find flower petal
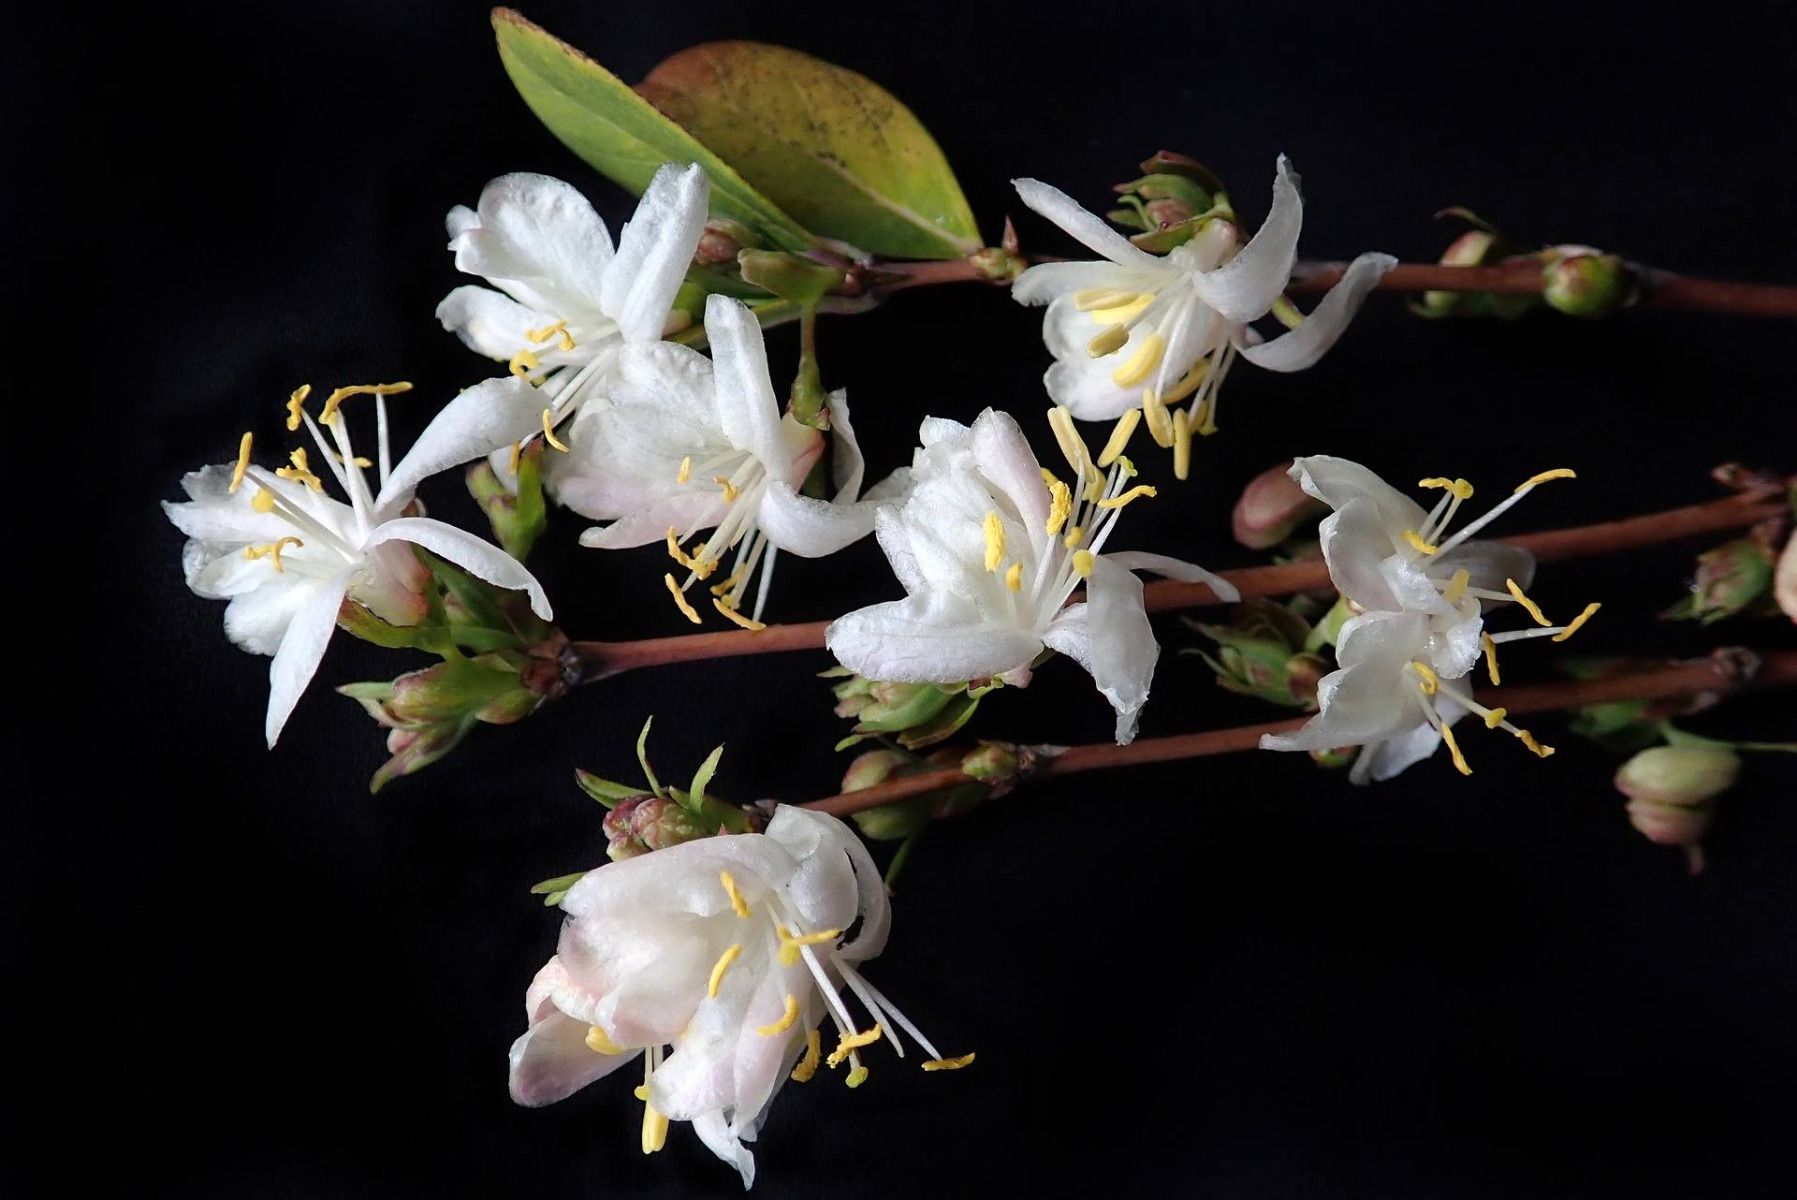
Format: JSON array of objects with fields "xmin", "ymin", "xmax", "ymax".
[
  {"xmin": 264, "ymin": 570, "xmax": 354, "ymax": 747},
  {"xmin": 1046, "ymin": 554, "xmax": 1159, "ymax": 744},
  {"xmin": 1291, "ymin": 455, "xmax": 1430, "ymax": 539},
  {"xmin": 827, "ymin": 591, "xmax": 1042, "ymax": 684},
  {"xmin": 507, "ymin": 1007, "xmax": 638, "ymax": 1108},
  {"xmin": 1012, "ymin": 259, "xmax": 1142, "ymax": 306},
  {"xmin": 1260, "ymin": 610, "xmax": 1427, "ymax": 753},
  {"xmin": 1103, "ymin": 550, "xmax": 1241, "ymax": 602},
  {"xmin": 451, "ymin": 173, "xmax": 614, "ymax": 317},
  {"xmin": 757, "ymin": 482, "xmax": 879, "ymax": 558},
  {"xmin": 1238, "ymin": 252, "xmax": 1396, "ymax": 371},
  {"xmin": 1011, "ymin": 178, "xmax": 1163, "ymax": 270},
  {"xmin": 365, "ymin": 517, "xmax": 550, "ymax": 618},
  {"xmin": 703, "ymin": 296, "xmax": 786, "ymax": 467},
  {"xmin": 1193, "ymin": 155, "xmax": 1303, "ymax": 322},
  {"xmin": 575, "ymin": 491, "xmax": 730, "ymax": 550},
  {"xmin": 375, "ymin": 377, "xmax": 546, "ymax": 518},
  {"xmin": 434, "ymin": 285, "xmax": 552, "ymax": 362},
  {"xmin": 825, "ymin": 389, "xmax": 865, "ymax": 500},
  {"xmin": 600, "ymin": 163, "xmax": 710, "ymax": 342},
  {"xmin": 970, "ymin": 409, "xmax": 1051, "ymax": 534}
]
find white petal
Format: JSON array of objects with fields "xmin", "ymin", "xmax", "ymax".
[
  {"xmin": 766, "ymin": 806, "xmax": 890, "ymax": 960},
  {"xmin": 703, "ymin": 296, "xmax": 786, "ymax": 467},
  {"xmin": 1050, "ymin": 554, "xmax": 1159, "ymax": 744},
  {"xmin": 600, "ymin": 162, "xmax": 709, "ymax": 342},
  {"xmin": 1238, "ymin": 252, "xmax": 1395, "ymax": 371},
  {"xmin": 1011, "ymin": 178, "xmax": 1163, "ymax": 270},
  {"xmin": 1260, "ymin": 610, "xmax": 1427, "ymax": 753},
  {"xmin": 871, "ymin": 505, "xmax": 928, "ymax": 595},
  {"xmin": 1043, "ymin": 358, "xmax": 1142, "ymax": 422},
  {"xmin": 971, "ymin": 409, "xmax": 1050, "ymax": 532},
  {"xmin": 1436, "ymin": 540, "xmax": 1537, "ymax": 596},
  {"xmin": 434, "ymin": 285, "xmax": 552, "ymax": 362},
  {"xmin": 1193, "ymin": 155, "xmax": 1303, "ymax": 322},
  {"xmin": 366, "ymin": 517, "xmax": 551, "ymax": 618},
  {"xmin": 825, "ymin": 389, "xmax": 865, "ymax": 500},
  {"xmin": 164, "ymin": 465, "xmax": 309, "ymax": 547},
  {"xmin": 575, "ymin": 492, "xmax": 729, "ymax": 549},
  {"xmin": 757, "ymin": 482, "xmax": 878, "ymax": 558},
  {"xmin": 223, "ymin": 577, "xmax": 318, "ymax": 655},
  {"xmin": 1011, "ymin": 260, "xmax": 1142, "ymax": 306},
  {"xmin": 1104, "ymin": 550, "xmax": 1240, "ymax": 602},
  {"xmin": 1291, "ymin": 455, "xmax": 1430, "ymax": 537},
  {"xmin": 453, "ymin": 173, "xmax": 615, "ymax": 316},
  {"xmin": 375, "ymin": 377, "xmax": 546, "ymax": 517},
  {"xmin": 692, "ymin": 1110, "xmax": 757, "ymax": 1189},
  {"xmin": 264, "ymin": 571, "xmax": 354, "ymax": 747},
  {"xmin": 826, "ymin": 592, "xmax": 1042, "ymax": 684},
  {"xmin": 507, "ymin": 1008, "xmax": 637, "ymax": 1108}
]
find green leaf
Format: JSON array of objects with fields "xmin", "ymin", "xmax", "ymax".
[
  {"xmin": 687, "ymin": 744, "xmax": 725, "ymax": 814},
  {"xmin": 635, "ymin": 716, "xmax": 665, "ymax": 798},
  {"xmin": 638, "ymin": 41, "xmax": 981, "ymax": 260},
  {"xmin": 491, "ymin": 9, "xmax": 815, "ymax": 252},
  {"xmin": 575, "ymin": 768, "xmax": 642, "ymax": 808}
]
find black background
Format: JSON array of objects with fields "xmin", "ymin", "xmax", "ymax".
[{"xmin": 21, "ymin": 0, "xmax": 1797, "ymax": 1195}]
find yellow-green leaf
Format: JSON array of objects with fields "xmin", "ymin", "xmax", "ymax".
[
  {"xmin": 491, "ymin": 9, "xmax": 815, "ymax": 252},
  {"xmin": 638, "ymin": 42, "xmax": 981, "ymax": 260}
]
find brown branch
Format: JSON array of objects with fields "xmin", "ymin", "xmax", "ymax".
[
  {"xmin": 563, "ymin": 487, "xmax": 1785, "ymax": 681},
  {"xmin": 802, "ymin": 650, "xmax": 1797, "ymax": 818}
]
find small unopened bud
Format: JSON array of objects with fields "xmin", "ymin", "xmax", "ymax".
[
  {"xmin": 603, "ymin": 795, "xmax": 708, "ymax": 861},
  {"xmin": 960, "ymin": 740, "xmax": 1020, "ymax": 786},
  {"xmin": 1778, "ymin": 533, "xmax": 1797, "ymax": 624},
  {"xmin": 1662, "ymin": 534, "xmax": 1777, "ymax": 624},
  {"xmin": 1417, "ymin": 229, "xmax": 1499, "ymax": 317},
  {"xmin": 1616, "ymin": 745, "xmax": 1739, "ymax": 873},
  {"xmin": 841, "ymin": 749, "xmax": 912, "ymax": 793},
  {"xmin": 694, "ymin": 217, "xmax": 759, "ymax": 266},
  {"xmin": 850, "ymin": 799, "xmax": 930, "ymax": 842},
  {"xmin": 1542, "ymin": 248, "xmax": 1628, "ymax": 318},
  {"xmin": 1233, "ymin": 461, "xmax": 1326, "ymax": 550},
  {"xmin": 968, "ymin": 244, "xmax": 1024, "ymax": 283}
]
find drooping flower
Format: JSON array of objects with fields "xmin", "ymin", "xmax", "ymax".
[
  {"xmin": 826, "ymin": 407, "xmax": 1238, "ymax": 744},
  {"xmin": 510, "ymin": 806, "xmax": 970, "ymax": 1188},
  {"xmin": 163, "ymin": 378, "xmax": 550, "ymax": 746},
  {"xmin": 437, "ymin": 163, "xmax": 709, "ymax": 490},
  {"xmin": 1260, "ymin": 456, "xmax": 1601, "ymax": 781},
  {"xmin": 567, "ymin": 294, "xmax": 885, "ymax": 625},
  {"xmin": 1011, "ymin": 156, "xmax": 1395, "ymax": 464}
]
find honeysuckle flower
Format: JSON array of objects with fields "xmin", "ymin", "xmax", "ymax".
[
  {"xmin": 567, "ymin": 294, "xmax": 885, "ymax": 625},
  {"xmin": 826, "ymin": 406, "xmax": 1238, "ymax": 744},
  {"xmin": 1261, "ymin": 456, "xmax": 1602, "ymax": 781},
  {"xmin": 1011, "ymin": 157, "xmax": 1395, "ymax": 464},
  {"xmin": 510, "ymin": 806, "xmax": 971, "ymax": 1188},
  {"xmin": 163, "ymin": 378, "xmax": 551, "ymax": 746},
  {"xmin": 437, "ymin": 163, "xmax": 709, "ymax": 490}
]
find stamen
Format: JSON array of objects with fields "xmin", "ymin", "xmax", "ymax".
[
  {"xmin": 1072, "ymin": 549, "xmax": 1095, "ymax": 577},
  {"xmin": 1516, "ymin": 729, "xmax": 1556, "ymax": 758},
  {"xmin": 1442, "ymin": 568, "xmax": 1470, "ymax": 604},
  {"xmin": 1047, "ymin": 406, "xmax": 1095, "ymax": 478},
  {"xmin": 1515, "ymin": 468, "xmax": 1576, "ymax": 492},
  {"xmin": 1096, "ymin": 409, "xmax": 1140, "ymax": 468},
  {"xmin": 319, "ymin": 381, "xmax": 411, "ymax": 424},
  {"xmin": 508, "ymin": 441, "xmax": 523, "ymax": 474},
  {"xmin": 1141, "ymin": 388, "xmax": 1176, "ymax": 448},
  {"xmin": 664, "ymin": 573, "xmax": 702, "ymax": 624},
  {"xmin": 921, "ymin": 1054, "xmax": 977, "ymax": 1072},
  {"xmin": 845, "ymin": 1062, "xmax": 870, "ymax": 1088},
  {"xmin": 1086, "ymin": 326, "xmax": 1129, "ymax": 357},
  {"xmin": 1096, "ymin": 484, "xmax": 1156, "ymax": 510},
  {"xmin": 1483, "ymin": 706, "xmax": 1509, "ymax": 729},
  {"xmin": 585, "ymin": 1025, "xmax": 624, "ymax": 1055},
  {"xmin": 509, "ymin": 349, "xmax": 540, "ymax": 380},
  {"xmin": 1160, "ymin": 358, "xmax": 1211, "ymax": 405},
  {"xmin": 712, "ymin": 476, "xmax": 740, "ymax": 503},
  {"xmin": 228, "ymin": 432, "xmax": 253, "ymax": 493},
  {"xmin": 1045, "ymin": 478, "xmax": 1072, "ymax": 536},
  {"xmin": 276, "ymin": 449, "xmax": 324, "ymax": 492},
  {"xmin": 1110, "ymin": 332, "xmax": 1165, "ymax": 387},
  {"xmin": 719, "ymin": 870, "xmax": 751, "ymax": 918},
  {"xmin": 525, "ymin": 319, "xmax": 576, "ymax": 352},
  {"xmin": 251, "ymin": 488, "xmax": 277, "ymax": 514},
  {"xmin": 756, "ymin": 994, "xmax": 801, "ymax": 1037},
  {"xmin": 541, "ymin": 408, "xmax": 569, "ymax": 452},
  {"xmin": 285, "ymin": 384, "xmax": 312, "ymax": 432},
  {"xmin": 1172, "ymin": 408, "xmax": 1192, "ymax": 481},
  {"xmin": 1505, "ymin": 578, "xmax": 1553, "ymax": 626},
  {"xmin": 641, "ymin": 1104, "xmax": 669, "ymax": 1155},
  {"xmin": 707, "ymin": 944, "xmax": 742, "ymax": 998},
  {"xmin": 790, "ymin": 1030, "xmax": 823, "ymax": 1083},
  {"xmin": 1552, "ymin": 602, "xmax": 1601, "ymax": 642},
  {"xmin": 1005, "ymin": 562, "xmax": 1024, "ymax": 591},
  {"xmin": 1402, "ymin": 529, "xmax": 1440, "ymax": 555},
  {"xmin": 676, "ymin": 455, "xmax": 691, "ymax": 484},
  {"xmin": 1482, "ymin": 633, "xmax": 1501, "ymax": 685},
  {"xmin": 713, "ymin": 598, "xmax": 766, "ymax": 631},
  {"xmin": 1089, "ymin": 294, "xmax": 1153, "ymax": 325},
  {"xmin": 709, "ymin": 566, "xmax": 748, "ymax": 596},
  {"xmin": 1411, "ymin": 660, "xmax": 1440, "ymax": 695},
  {"xmin": 1063, "ymin": 526, "xmax": 1084, "ymax": 549},
  {"xmin": 1438, "ymin": 721, "xmax": 1474, "ymax": 775},
  {"xmin": 1418, "ymin": 476, "xmax": 1475, "ymax": 500},
  {"xmin": 243, "ymin": 536, "xmax": 303, "ymax": 572},
  {"xmin": 827, "ymin": 1025, "xmax": 884, "ymax": 1067},
  {"xmin": 982, "ymin": 511, "xmax": 1005, "ymax": 572},
  {"xmin": 1073, "ymin": 287, "xmax": 1140, "ymax": 311},
  {"xmin": 777, "ymin": 925, "xmax": 842, "ymax": 968}
]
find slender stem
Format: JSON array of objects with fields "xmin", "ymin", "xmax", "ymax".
[
  {"xmin": 802, "ymin": 650, "xmax": 1797, "ymax": 818},
  {"xmin": 564, "ymin": 487, "xmax": 1785, "ymax": 681}
]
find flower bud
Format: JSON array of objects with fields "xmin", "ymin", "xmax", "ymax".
[
  {"xmin": 603, "ymin": 795, "xmax": 709, "ymax": 861},
  {"xmin": 828, "ymin": 670, "xmax": 993, "ymax": 750},
  {"xmin": 841, "ymin": 749, "xmax": 912, "ymax": 793},
  {"xmin": 850, "ymin": 799, "xmax": 930, "ymax": 842},
  {"xmin": 1616, "ymin": 745, "xmax": 1739, "ymax": 874},
  {"xmin": 1233, "ymin": 461, "xmax": 1326, "ymax": 549},
  {"xmin": 466, "ymin": 439, "xmax": 546, "ymax": 563},
  {"xmin": 694, "ymin": 217, "xmax": 760, "ymax": 266},
  {"xmin": 1187, "ymin": 599, "xmax": 1326, "ymax": 709},
  {"xmin": 1541, "ymin": 248, "xmax": 1628, "ymax": 318},
  {"xmin": 1661, "ymin": 533, "xmax": 1777, "ymax": 624},
  {"xmin": 341, "ymin": 653, "xmax": 547, "ymax": 793},
  {"xmin": 1416, "ymin": 229, "xmax": 1499, "ymax": 317},
  {"xmin": 1778, "ymin": 531, "xmax": 1797, "ymax": 624}
]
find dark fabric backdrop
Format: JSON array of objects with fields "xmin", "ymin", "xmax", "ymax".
[{"xmin": 23, "ymin": 0, "xmax": 1797, "ymax": 1195}]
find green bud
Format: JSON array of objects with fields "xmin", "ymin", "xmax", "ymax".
[
  {"xmin": 342, "ymin": 654, "xmax": 547, "ymax": 793},
  {"xmin": 466, "ymin": 438, "xmax": 546, "ymax": 563},
  {"xmin": 1411, "ymin": 208, "xmax": 1535, "ymax": 321},
  {"xmin": 840, "ymin": 749, "xmax": 912, "ymax": 792},
  {"xmin": 695, "ymin": 217, "xmax": 762, "ymax": 266},
  {"xmin": 737, "ymin": 251, "xmax": 844, "ymax": 307},
  {"xmin": 1541, "ymin": 249, "xmax": 1629, "ymax": 318},
  {"xmin": 1304, "ymin": 595, "xmax": 1355, "ymax": 652},
  {"xmin": 1187, "ymin": 599, "xmax": 1327, "ymax": 709},
  {"xmin": 1417, "ymin": 229, "xmax": 1498, "ymax": 317},
  {"xmin": 1616, "ymin": 744, "xmax": 1737, "ymax": 873},
  {"xmin": 1661, "ymin": 533, "xmax": 1777, "ymax": 624},
  {"xmin": 850, "ymin": 798, "xmax": 931, "ymax": 842},
  {"xmin": 959, "ymin": 740, "xmax": 1019, "ymax": 786}
]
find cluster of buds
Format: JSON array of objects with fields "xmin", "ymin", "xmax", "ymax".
[
  {"xmin": 1105, "ymin": 151, "xmax": 1237, "ymax": 252},
  {"xmin": 465, "ymin": 438, "xmax": 548, "ymax": 562},
  {"xmin": 826, "ymin": 667, "xmax": 1002, "ymax": 750},
  {"xmin": 1663, "ymin": 474, "xmax": 1793, "ymax": 624},
  {"xmin": 1183, "ymin": 599, "xmax": 1332, "ymax": 710},
  {"xmin": 837, "ymin": 741, "xmax": 1034, "ymax": 842},
  {"xmin": 1413, "ymin": 210, "xmax": 1633, "ymax": 320}
]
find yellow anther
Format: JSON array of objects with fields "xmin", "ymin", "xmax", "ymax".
[
  {"xmin": 719, "ymin": 870, "xmax": 751, "ymax": 918},
  {"xmin": 319, "ymin": 382, "xmax": 411, "ymax": 424},
  {"xmin": 1161, "ymin": 358, "xmax": 1211, "ymax": 405},
  {"xmin": 585, "ymin": 1025, "xmax": 624, "ymax": 1055},
  {"xmin": 1515, "ymin": 468, "xmax": 1577, "ymax": 492},
  {"xmin": 1418, "ymin": 476, "xmax": 1475, "ymax": 500},
  {"xmin": 707, "ymin": 944, "xmax": 742, "ymax": 998},
  {"xmin": 1483, "ymin": 706, "xmax": 1509, "ymax": 729},
  {"xmin": 827, "ymin": 1025, "xmax": 884, "ymax": 1067},
  {"xmin": 1411, "ymin": 660, "xmax": 1440, "ymax": 695},
  {"xmin": 756, "ymin": 994, "xmax": 801, "ymax": 1038},
  {"xmin": 228, "ymin": 432, "xmax": 254, "ymax": 493},
  {"xmin": 709, "ymin": 566, "xmax": 748, "ymax": 596},
  {"xmin": 664, "ymin": 573, "xmax": 702, "ymax": 624},
  {"xmin": 641, "ymin": 1104, "xmax": 669, "ymax": 1155},
  {"xmin": 1552, "ymin": 602, "xmax": 1601, "ymax": 642},
  {"xmin": 1442, "ymin": 568, "xmax": 1471, "ymax": 604},
  {"xmin": 1005, "ymin": 562, "xmax": 1024, "ymax": 591},
  {"xmin": 1062, "ymin": 525, "xmax": 1084, "ymax": 549},
  {"xmin": 790, "ymin": 1030, "xmax": 823, "ymax": 1083},
  {"xmin": 1089, "ymin": 293, "xmax": 1154, "ymax": 325},
  {"xmin": 1172, "ymin": 407, "xmax": 1192, "ymax": 482},
  {"xmin": 339, "ymin": 454, "xmax": 373, "ymax": 469},
  {"xmin": 1402, "ymin": 529, "xmax": 1440, "ymax": 555},
  {"xmin": 526, "ymin": 319, "xmax": 576, "ymax": 352},
  {"xmin": 1072, "ymin": 549, "xmax": 1095, "ymax": 578},
  {"xmin": 541, "ymin": 408, "xmax": 569, "ymax": 452},
  {"xmin": 285, "ymin": 384, "xmax": 312, "ymax": 432},
  {"xmin": 633, "ymin": 1085, "xmax": 649, "ymax": 1101},
  {"xmin": 1047, "ymin": 406, "xmax": 1095, "ymax": 479},
  {"xmin": 1482, "ymin": 632, "xmax": 1501, "ymax": 685},
  {"xmin": 243, "ymin": 536, "xmax": 304, "ymax": 572},
  {"xmin": 508, "ymin": 349, "xmax": 541, "ymax": 380},
  {"xmin": 1045, "ymin": 478, "xmax": 1072, "ymax": 536},
  {"xmin": 982, "ymin": 510, "xmax": 1005, "ymax": 572},
  {"xmin": 1096, "ymin": 408, "xmax": 1140, "ymax": 468},
  {"xmin": 1141, "ymin": 388, "xmax": 1176, "ymax": 448},
  {"xmin": 1505, "ymin": 578, "xmax": 1552, "ymax": 626},
  {"xmin": 508, "ymin": 441, "xmax": 523, "ymax": 474},
  {"xmin": 1439, "ymin": 721, "xmax": 1473, "ymax": 776},
  {"xmin": 1096, "ymin": 484, "xmax": 1157, "ymax": 510},
  {"xmin": 712, "ymin": 476, "xmax": 740, "ymax": 503},
  {"xmin": 1073, "ymin": 287, "xmax": 1140, "ymax": 311},
  {"xmin": 1086, "ymin": 325, "xmax": 1129, "ymax": 357},
  {"xmin": 845, "ymin": 1062, "xmax": 870, "ymax": 1088},
  {"xmin": 676, "ymin": 455, "xmax": 691, "ymax": 484},
  {"xmin": 921, "ymin": 1053, "xmax": 977, "ymax": 1072},
  {"xmin": 1516, "ymin": 728, "xmax": 1556, "ymax": 758},
  {"xmin": 1110, "ymin": 332, "xmax": 1165, "ymax": 387},
  {"xmin": 1192, "ymin": 395, "xmax": 1218, "ymax": 437},
  {"xmin": 275, "ymin": 449, "xmax": 323, "ymax": 492},
  {"xmin": 1039, "ymin": 467, "xmax": 1057, "ymax": 484},
  {"xmin": 664, "ymin": 529, "xmax": 719, "ymax": 581},
  {"xmin": 250, "ymin": 488, "xmax": 277, "ymax": 514},
  {"xmin": 713, "ymin": 598, "xmax": 765, "ymax": 631},
  {"xmin": 776, "ymin": 925, "xmax": 842, "ymax": 968}
]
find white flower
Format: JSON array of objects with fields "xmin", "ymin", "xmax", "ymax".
[
  {"xmin": 437, "ymin": 163, "xmax": 709, "ymax": 489},
  {"xmin": 509, "ymin": 806, "xmax": 970, "ymax": 1189},
  {"xmin": 826, "ymin": 407, "xmax": 1238, "ymax": 744},
  {"xmin": 569, "ymin": 294, "xmax": 885, "ymax": 626},
  {"xmin": 1261, "ymin": 455, "xmax": 1602, "ymax": 781},
  {"xmin": 1011, "ymin": 156, "xmax": 1395, "ymax": 457},
  {"xmin": 163, "ymin": 378, "xmax": 551, "ymax": 746}
]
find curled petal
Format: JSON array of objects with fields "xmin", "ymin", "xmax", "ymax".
[
  {"xmin": 434, "ymin": 285, "xmax": 552, "ymax": 362},
  {"xmin": 1193, "ymin": 155, "xmax": 1303, "ymax": 322},
  {"xmin": 757, "ymin": 481, "xmax": 879, "ymax": 558},
  {"xmin": 1045, "ymin": 555, "xmax": 1159, "ymax": 744},
  {"xmin": 366, "ymin": 517, "xmax": 550, "ymax": 618},
  {"xmin": 1238, "ymin": 252, "xmax": 1396, "ymax": 372},
  {"xmin": 827, "ymin": 591, "xmax": 1042, "ymax": 684},
  {"xmin": 264, "ymin": 570, "xmax": 355, "ymax": 747},
  {"xmin": 1012, "ymin": 259, "xmax": 1143, "ymax": 307},
  {"xmin": 1011, "ymin": 178, "xmax": 1164, "ymax": 270},
  {"xmin": 375, "ymin": 377, "xmax": 546, "ymax": 518},
  {"xmin": 451, "ymin": 172, "xmax": 615, "ymax": 316},
  {"xmin": 703, "ymin": 295, "xmax": 786, "ymax": 468},
  {"xmin": 1104, "ymin": 550, "xmax": 1240, "ymax": 602}
]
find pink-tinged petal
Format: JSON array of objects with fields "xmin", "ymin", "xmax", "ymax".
[
  {"xmin": 1238, "ymin": 252, "xmax": 1396, "ymax": 371},
  {"xmin": 1104, "ymin": 550, "xmax": 1240, "ymax": 602},
  {"xmin": 601, "ymin": 163, "xmax": 709, "ymax": 342},
  {"xmin": 507, "ymin": 1008, "xmax": 638, "ymax": 1108},
  {"xmin": 826, "ymin": 592, "xmax": 1042, "ymax": 684},
  {"xmin": 452, "ymin": 173, "xmax": 614, "ymax": 316},
  {"xmin": 365, "ymin": 517, "xmax": 550, "ymax": 618},
  {"xmin": 1011, "ymin": 178, "xmax": 1163, "ymax": 270},
  {"xmin": 264, "ymin": 570, "xmax": 355, "ymax": 747},
  {"xmin": 375, "ymin": 377, "xmax": 545, "ymax": 518},
  {"xmin": 1193, "ymin": 155, "xmax": 1303, "ymax": 322}
]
